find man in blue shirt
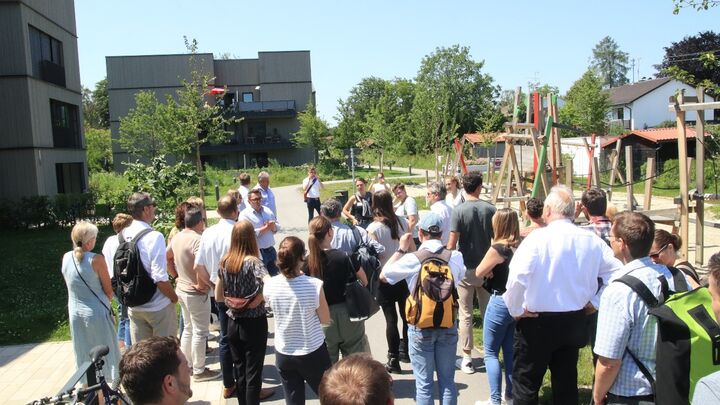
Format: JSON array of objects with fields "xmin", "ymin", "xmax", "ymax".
[
  {"xmin": 240, "ymin": 189, "xmax": 280, "ymax": 276},
  {"xmin": 593, "ymin": 212, "xmax": 690, "ymax": 404}
]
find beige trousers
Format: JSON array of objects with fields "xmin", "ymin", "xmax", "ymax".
[
  {"xmin": 457, "ymin": 279, "xmax": 490, "ymax": 353},
  {"xmin": 129, "ymin": 302, "xmax": 178, "ymax": 343}
]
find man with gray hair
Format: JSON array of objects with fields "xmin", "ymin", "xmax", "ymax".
[
  {"xmin": 504, "ymin": 184, "xmax": 622, "ymax": 405},
  {"xmin": 427, "ymin": 181, "xmax": 452, "ymax": 245},
  {"xmin": 321, "ymin": 198, "xmax": 384, "ymax": 255},
  {"xmin": 121, "ymin": 192, "xmax": 178, "ymax": 342},
  {"xmin": 254, "ymin": 171, "xmax": 276, "ymax": 215}
]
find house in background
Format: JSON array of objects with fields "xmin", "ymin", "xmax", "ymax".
[
  {"xmin": 107, "ymin": 51, "xmax": 315, "ymax": 170},
  {"xmin": 608, "ymin": 77, "xmax": 715, "ymax": 130},
  {"xmin": 0, "ymin": 0, "xmax": 87, "ymax": 198}
]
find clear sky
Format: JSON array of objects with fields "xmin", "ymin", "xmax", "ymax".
[{"xmin": 75, "ymin": 0, "xmax": 718, "ymax": 125}]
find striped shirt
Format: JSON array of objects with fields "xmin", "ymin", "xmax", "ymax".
[{"xmin": 264, "ymin": 274, "xmax": 325, "ymax": 356}]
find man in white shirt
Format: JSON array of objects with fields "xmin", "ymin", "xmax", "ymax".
[
  {"xmin": 504, "ymin": 184, "xmax": 621, "ymax": 405},
  {"xmin": 240, "ymin": 189, "xmax": 280, "ymax": 276},
  {"xmin": 380, "ymin": 213, "xmax": 465, "ymax": 405},
  {"xmin": 427, "ymin": 181, "xmax": 452, "ymax": 245},
  {"xmin": 237, "ymin": 172, "xmax": 251, "ymax": 213},
  {"xmin": 302, "ymin": 166, "xmax": 324, "ymax": 223},
  {"xmin": 121, "ymin": 193, "xmax": 178, "ymax": 343},
  {"xmin": 254, "ymin": 171, "xmax": 277, "ymax": 216},
  {"xmin": 320, "ymin": 198, "xmax": 384, "ymax": 256}
]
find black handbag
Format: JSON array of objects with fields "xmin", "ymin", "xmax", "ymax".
[{"xmin": 345, "ymin": 275, "xmax": 380, "ymax": 322}]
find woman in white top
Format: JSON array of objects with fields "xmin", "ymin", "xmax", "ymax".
[
  {"xmin": 371, "ymin": 172, "xmax": 392, "ymax": 194},
  {"xmin": 392, "ymin": 183, "xmax": 419, "ymax": 247},
  {"xmin": 367, "ymin": 190, "xmax": 410, "ymax": 374},
  {"xmin": 445, "ymin": 175, "xmax": 465, "ymax": 208},
  {"xmin": 264, "ymin": 236, "xmax": 331, "ymax": 405}
]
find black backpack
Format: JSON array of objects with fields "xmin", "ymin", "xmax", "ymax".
[
  {"xmin": 112, "ymin": 229, "xmax": 157, "ymax": 307},
  {"xmin": 350, "ymin": 226, "xmax": 381, "ymax": 297}
]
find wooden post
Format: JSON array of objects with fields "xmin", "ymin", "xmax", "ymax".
[
  {"xmin": 565, "ymin": 159, "xmax": 574, "ymax": 191},
  {"xmin": 696, "ymin": 87, "xmax": 705, "ymax": 266},
  {"xmin": 608, "ymin": 138, "xmax": 623, "ymax": 200},
  {"xmin": 425, "ymin": 170, "xmax": 429, "ymax": 186},
  {"xmin": 409, "ymin": 165, "xmax": 413, "ymax": 175},
  {"xmin": 643, "ymin": 157, "xmax": 655, "ymax": 211},
  {"xmin": 676, "ymin": 90, "xmax": 690, "ymax": 260},
  {"xmin": 592, "ymin": 157, "xmax": 601, "ymax": 188},
  {"xmin": 625, "ymin": 145, "xmax": 634, "ymax": 212}
]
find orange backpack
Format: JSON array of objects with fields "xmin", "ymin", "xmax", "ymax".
[{"xmin": 406, "ymin": 248, "xmax": 458, "ymax": 329}]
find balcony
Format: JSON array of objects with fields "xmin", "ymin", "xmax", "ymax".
[
  {"xmin": 200, "ymin": 136, "xmax": 295, "ymax": 155},
  {"xmin": 41, "ymin": 60, "xmax": 66, "ymax": 87},
  {"xmin": 229, "ymin": 100, "xmax": 296, "ymax": 118}
]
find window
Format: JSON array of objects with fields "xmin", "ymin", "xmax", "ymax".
[
  {"xmin": 616, "ymin": 108, "xmax": 624, "ymax": 120},
  {"xmin": 242, "ymin": 92, "xmax": 253, "ymax": 103},
  {"xmin": 55, "ymin": 163, "xmax": 85, "ymax": 194},
  {"xmin": 29, "ymin": 25, "xmax": 65, "ymax": 86},
  {"xmin": 50, "ymin": 99, "xmax": 80, "ymax": 148}
]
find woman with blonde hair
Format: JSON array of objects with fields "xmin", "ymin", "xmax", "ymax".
[
  {"xmin": 306, "ymin": 216, "xmax": 369, "ymax": 363},
  {"xmin": 62, "ymin": 221, "xmax": 120, "ymax": 384},
  {"xmin": 265, "ymin": 236, "xmax": 332, "ymax": 404},
  {"xmin": 474, "ymin": 208, "xmax": 520, "ymax": 405},
  {"xmin": 216, "ymin": 220, "xmax": 269, "ymax": 405}
]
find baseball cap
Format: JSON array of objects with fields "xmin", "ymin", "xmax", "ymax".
[{"xmin": 418, "ymin": 212, "xmax": 443, "ymax": 234}]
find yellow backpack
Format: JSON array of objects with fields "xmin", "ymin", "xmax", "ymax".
[{"xmin": 406, "ymin": 248, "xmax": 459, "ymax": 329}]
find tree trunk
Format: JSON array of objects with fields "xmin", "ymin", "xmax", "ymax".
[
  {"xmin": 380, "ymin": 149, "xmax": 385, "ymax": 172},
  {"xmin": 196, "ymin": 140, "xmax": 205, "ymax": 202}
]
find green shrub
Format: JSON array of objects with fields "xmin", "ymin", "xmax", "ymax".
[
  {"xmin": 90, "ymin": 171, "xmax": 132, "ymax": 214},
  {"xmin": 19, "ymin": 195, "xmax": 54, "ymax": 228},
  {"xmin": 648, "ymin": 158, "xmax": 720, "ymax": 193},
  {"xmin": 52, "ymin": 194, "xmax": 95, "ymax": 227}
]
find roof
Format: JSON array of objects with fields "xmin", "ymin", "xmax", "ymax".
[
  {"xmin": 608, "ymin": 77, "xmax": 671, "ymax": 106},
  {"xmin": 601, "ymin": 127, "xmax": 706, "ymax": 147},
  {"xmin": 464, "ymin": 133, "xmax": 504, "ymax": 144}
]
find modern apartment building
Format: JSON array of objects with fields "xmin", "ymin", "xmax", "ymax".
[
  {"xmin": 107, "ymin": 50, "xmax": 315, "ymax": 169},
  {"xmin": 0, "ymin": 0, "xmax": 87, "ymax": 198}
]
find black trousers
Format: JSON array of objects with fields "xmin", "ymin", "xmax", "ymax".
[
  {"xmin": 275, "ymin": 343, "xmax": 332, "ymax": 405},
  {"xmin": 228, "ymin": 316, "xmax": 268, "ymax": 405},
  {"xmin": 379, "ymin": 282, "xmax": 409, "ymax": 357},
  {"xmin": 513, "ymin": 310, "xmax": 587, "ymax": 405},
  {"xmin": 306, "ymin": 197, "xmax": 321, "ymax": 222}
]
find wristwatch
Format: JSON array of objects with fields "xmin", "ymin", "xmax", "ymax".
[{"xmin": 396, "ymin": 248, "xmax": 407, "ymax": 254}]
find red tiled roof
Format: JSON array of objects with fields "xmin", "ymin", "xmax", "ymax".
[
  {"xmin": 601, "ymin": 127, "xmax": 706, "ymax": 147},
  {"xmin": 464, "ymin": 132, "xmax": 505, "ymax": 144}
]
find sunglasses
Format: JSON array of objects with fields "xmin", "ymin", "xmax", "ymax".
[{"xmin": 649, "ymin": 244, "xmax": 668, "ymax": 259}]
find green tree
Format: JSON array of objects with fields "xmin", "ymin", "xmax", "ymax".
[
  {"xmin": 82, "ymin": 78, "xmax": 109, "ymax": 129},
  {"xmin": 294, "ymin": 99, "xmax": 329, "ymax": 163},
  {"xmin": 558, "ymin": 70, "xmax": 610, "ymax": 136},
  {"xmin": 673, "ymin": 0, "xmax": 719, "ymax": 13},
  {"xmin": 655, "ymin": 31, "xmax": 720, "ymax": 95},
  {"xmin": 118, "ymin": 37, "xmax": 237, "ymax": 200},
  {"xmin": 334, "ymin": 77, "xmax": 391, "ymax": 149},
  {"xmin": 591, "ymin": 36, "xmax": 629, "ymax": 88},
  {"xmin": 85, "ymin": 127, "xmax": 112, "ymax": 172},
  {"xmin": 118, "ymin": 91, "xmax": 173, "ymax": 159},
  {"xmin": 411, "ymin": 45, "xmax": 497, "ymax": 157}
]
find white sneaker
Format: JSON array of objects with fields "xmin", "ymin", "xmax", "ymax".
[
  {"xmin": 455, "ymin": 357, "xmax": 475, "ymax": 374},
  {"xmin": 503, "ymin": 398, "xmax": 513, "ymax": 405},
  {"xmin": 474, "ymin": 400, "xmax": 500, "ymax": 405}
]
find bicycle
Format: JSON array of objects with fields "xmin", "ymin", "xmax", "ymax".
[{"xmin": 26, "ymin": 345, "xmax": 130, "ymax": 405}]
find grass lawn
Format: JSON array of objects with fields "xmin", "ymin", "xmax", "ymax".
[
  {"xmin": 472, "ymin": 308, "xmax": 594, "ymax": 404},
  {"xmin": 0, "ymin": 225, "xmax": 115, "ymax": 345}
]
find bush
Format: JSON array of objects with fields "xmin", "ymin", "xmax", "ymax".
[
  {"xmin": 649, "ymin": 158, "xmax": 720, "ymax": 192},
  {"xmin": 19, "ymin": 196, "xmax": 54, "ymax": 228},
  {"xmin": 52, "ymin": 194, "xmax": 95, "ymax": 227},
  {"xmin": 89, "ymin": 171, "xmax": 132, "ymax": 215}
]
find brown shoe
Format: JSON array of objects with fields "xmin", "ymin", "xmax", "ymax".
[
  {"xmin": 223, "ymin": 386, "xmax": 236, "ymax": 399},
  {"xmin": 260, "ymin": 387, "xmax": 275, "ymax": 401}
]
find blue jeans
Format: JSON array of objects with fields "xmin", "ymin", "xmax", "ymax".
[
  {"xmin": 217, "ymin": 301, "xmax": 235, "ymax": 389},
  {"xmin": 483, "ymin": 294, "xmax": 515, "ymax": 404},
  {"xmin": 117, "ymin": 304, "xmax": 131, "ymax": 347},
  {"xmin": 408, "ymin": 324, "xmax": 458, "ymax": 405},
  {"xmin": 260, "ymin": 247, "xmax": 279, "ymax": 276}
]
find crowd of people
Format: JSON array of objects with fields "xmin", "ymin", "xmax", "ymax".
[{"xmin": 58, "ymin": 168, "xmax": 720, "ymax": 405}]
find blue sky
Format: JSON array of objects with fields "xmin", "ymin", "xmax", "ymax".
[{"xmin": 75, "ymin": 1, "xmax": 718, "ymax": 125}]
